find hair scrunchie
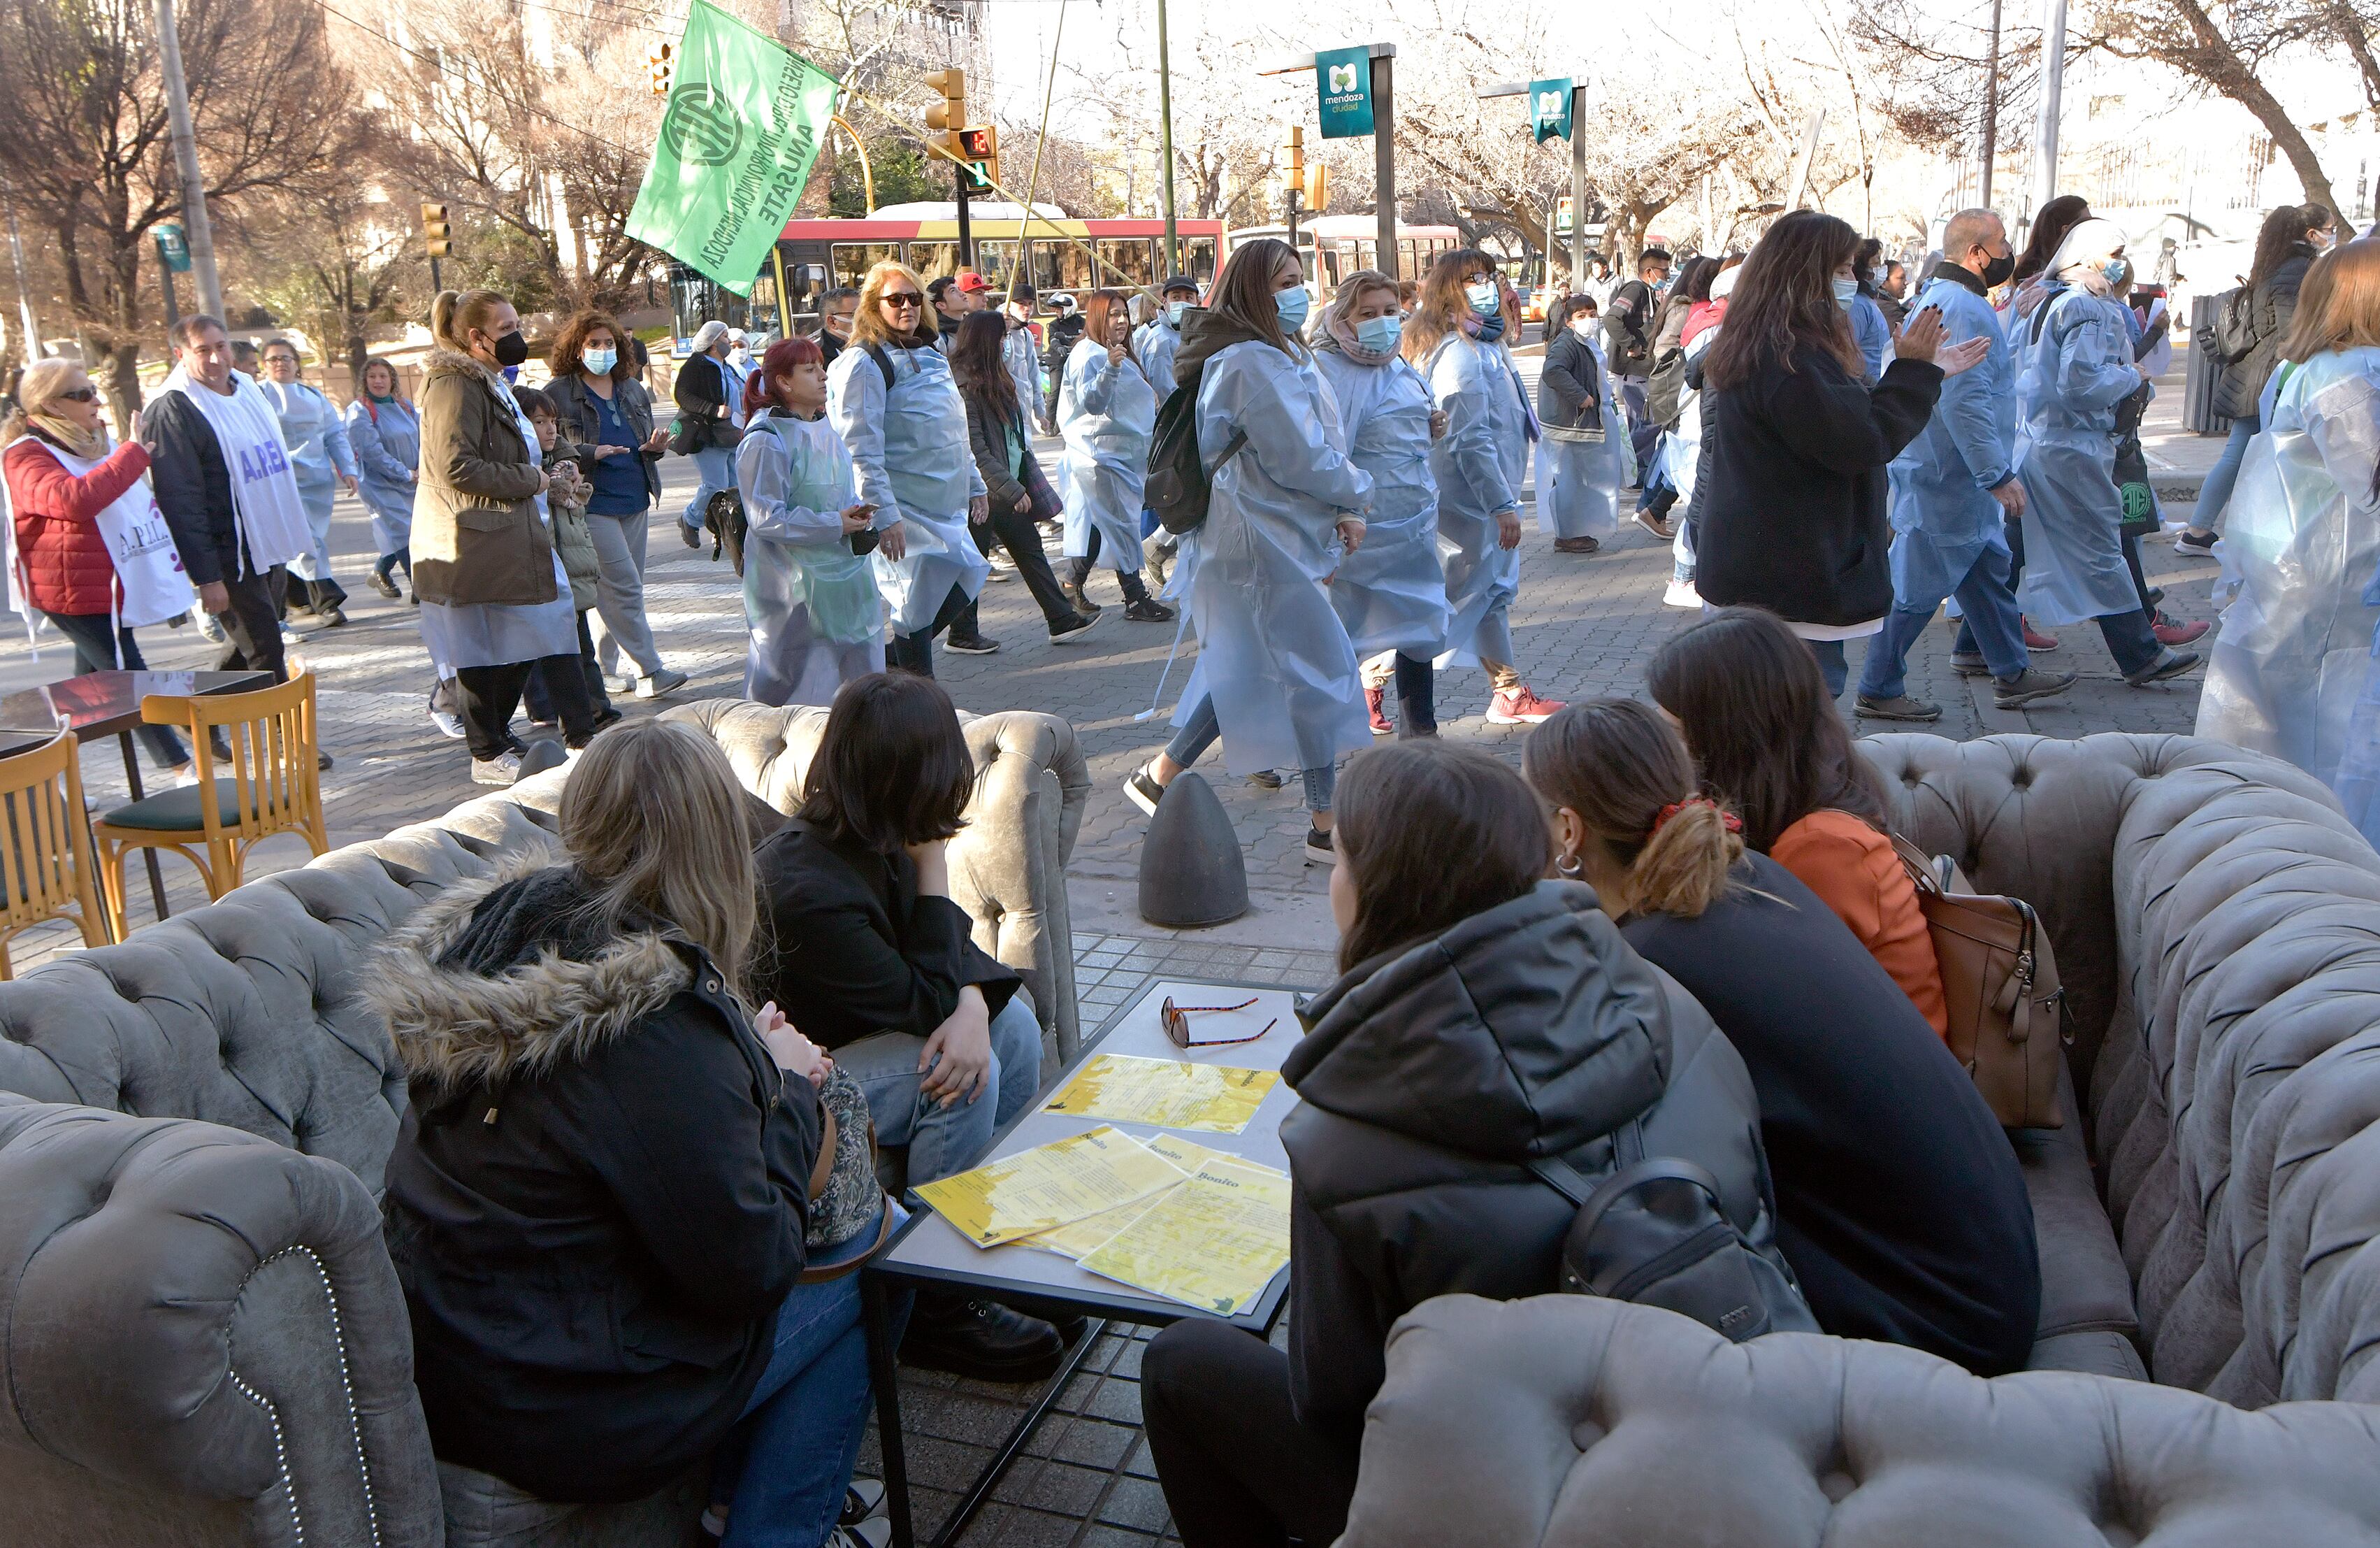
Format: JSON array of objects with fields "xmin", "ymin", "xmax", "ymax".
[{"xmin": 1650, "ymin": 796, "xmax": 1743, "ymax": 838}]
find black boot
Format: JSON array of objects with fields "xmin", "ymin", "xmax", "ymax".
[{"xmin": 900, "ymin": 1288, "xmax": 1065, "ymax": 1382}]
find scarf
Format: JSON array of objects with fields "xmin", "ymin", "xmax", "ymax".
[
  {"xmin": 1465, "ymin": 310, "xmax": 1508, "ymax": 345},
  {"xmin": 159, "ymin": 365, "xmax": 313, "ymax": 577},
  {"xmin": 1316, "ymin": 317, "xmax": 1397, "ymax": 368},
  {"xmin": 29, "ymin": 415, "xmax": 103, "ymax": 459}
]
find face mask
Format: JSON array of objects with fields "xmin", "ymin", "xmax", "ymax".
[
  {"xmin": 1166, "ymin": 301, "xmax": 1189, "ymax": 326},
  {"xmin": 1572, "ymin": 315, "xmax": 1598, "ymax": 336},
  {"xmin": 2103, "ymin": 257, "xmax": 2130, "ymax": 287},
  {"xmin": 1869, "ymin": 266, "xmax": 1885, "ymax": 287},
  {"xmin": 1355, "ymin": 314, "xmax": 1402, "ymax": 353},
  {"xmin": 1275, "ymin": 286, "xmax": 1311, "ymax": 331},
  {"xmin": 1464, "ymin": 279, "xmax": 1501, "ymax": 316},
  {"xmin": 1832, "ymin": 276, "xmax": 1860, "ymax": 309},
  {"xmin": 583, "ymin": 347, "xmax": 618, "ymax": 375},
  {"xmin": 490, "ymin": 328, "xmax": 530, "ymax": 368},
  {"xmin": 1979, "ymin": 248, "xmax": 2016, "ymax": 287}
]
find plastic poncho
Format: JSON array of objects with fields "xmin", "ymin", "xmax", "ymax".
[
  {"xmin": 1001, "ymin": 317, "xmax": 1044, "ymax": 423},
  {"xmin": 1851, "ymin": 294, "xmax": 1891, "ymax": 382},
  {"xmin": 2013, "ymin": 285, "xmax": 2144, "ymax": 625},
  {"xmin": 827, "ymin": 338, "xmax": 988, "ymax": 634},
  {"xmin": 1422, "ymin": 331, "xmax": 1528, "ymax": 668},
  {"xmin": 736, "ymin": 410, "xmax": 886, "ymax": 706},
  {"xmin": 259, "ymin": 378, "xmax": 359, "ymax": 585},
  {"xmin": 344, "ymin": 396, "xmax": 420, "ymax": 559},
  {"xmin": 1174, "ymin": 340, "xmax": 1374, "ymax": 775},
  {"xmin": 1136, "ymin": 317, "xmax": 1188, "ymax": 400},
  {"xmin": 1884, "ymin": 275, "xmax": 2017, "ymax": 608},
  {"xmin": 1058, "ymin": 338, "xmax": 1157, "ymax": 567},
  {"xmin": 1542, "ymin": 330, "xmax": 1632, "ymax": 543},
  {"xmin": 1314, "ymin": 345, "xmax": 1450, "ymax": 659},
  {"xmin": 2199, "ymin": 347, "xmax": 2380, "ymax": 805}
]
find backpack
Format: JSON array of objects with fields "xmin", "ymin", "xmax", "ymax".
[
  {"xmin": 1530, "ymin": 1121, "xmax": 1817, "ymax": 1342},
  {"xmin": 1144, "ymin": 373, "xmax": 1247, "ymax": 536},
  {"xmin": 1644, "ymin": 346, "xmax": 1690, "ymax": 429}
]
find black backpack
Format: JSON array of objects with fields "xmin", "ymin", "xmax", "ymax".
[
  {"xmin": 1530, "ymin": 1122, "xmax": 1817, "ymax": 1343},
  {"xmin": 1144, "ymin": 375, "xmax": 1247, "ymax": 536}
]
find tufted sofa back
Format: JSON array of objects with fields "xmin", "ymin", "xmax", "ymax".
[
  {"xmin": 1859, "ymin": 733, "xmax": 2380, "ymax": 1405},
  {"xmin": 1346, "ymin": 1295, "xmax": 2380, "ymax": 1547}
]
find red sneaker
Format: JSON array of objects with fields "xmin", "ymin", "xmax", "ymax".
[
  {"xmin": 2021, "ymin": 617, "xmax": 2061, "ymax": 652},
  {"xmin": 1486, "ymin": 687, "xmax": 1566, "ymax": 725},
  {"xmin": 2153, "ymin": 612, "xmax": 2211, "ymax": 647},
  {"xmin": 1366, "ymin": 686, "xmax": 1394, "ymax": 736}
]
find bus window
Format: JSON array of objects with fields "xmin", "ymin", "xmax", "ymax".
[
  {"xmin": 1184, "ymin": 236, "xmax": 1218, "ymax": 287},
  {"xmin": 1030, "ymin": 239, "xmax": 1095, "ymax": 299},
  {"xmin": 1399, "ymin": 239, "xmax": 1418, "ymax": 275},
  {"xmin": 972, "ymin": 240, "xmax": 1020, "ymax": 296},
  {"xmin": 779, "ymin": 254, "xmax": 827, "ymax": 331},
  {"xmin": 909, "ymin": 241, "xmax": 959, "ymax": 280},
  {"xmin": 1095, "ymin": 238, "xmax": 1156, "ymax": 290},
  {"xmin": 832, "ymin": 243, "xmax": 900, "ymax": 289},
  {"xmin": 669, "ymin": 263, "xmax": 772, "ymax": 346}
]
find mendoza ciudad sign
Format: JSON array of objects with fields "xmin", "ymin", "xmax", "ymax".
[
  {"xmin": 1315, "ymin": 45, "xmax": 1376, "ymax": 138},
  {"xmin": 626, "ymin": 0, "xmax": 838, "ymax": 295},
  {"xmin": 1530, "ymin": 78, "xmax": 1574, "ymax": 144}
]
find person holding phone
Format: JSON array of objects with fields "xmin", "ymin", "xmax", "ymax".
[{"xmin": 735, "ymin": 336, "xmax": 887, "ymax": 705}]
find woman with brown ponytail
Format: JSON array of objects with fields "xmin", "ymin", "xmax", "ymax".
[{"xmin": 1524, "ymin": 700, "xmax": 2041, "ymax": 1376}]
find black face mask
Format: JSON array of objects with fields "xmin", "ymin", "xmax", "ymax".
[
  {"xmin": 489, "ymin": 328, "xmax": 531, "ymax": 368},
  {"xmin": 1979, "ymin": 248, "xmax": 2016, "ymax": 288}
]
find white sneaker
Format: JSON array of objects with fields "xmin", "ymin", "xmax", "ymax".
[
  {"xmin": 1663, "ymin": 577, "xmax": 1703, "ymax": 610},
  {"xmin": 471, "ymin": 750, "xmax": 524, "ymax": 786},
  {"xmin": 168, "ymin": 763, "xmax": 204, "ymax": 789},
  {"xmin": 196, "ymin": 612, "xmax": 226, "ymax": 644},
  {"xmin": 635, "ymin": 668, "xmax": 688, "ymax": 698}
]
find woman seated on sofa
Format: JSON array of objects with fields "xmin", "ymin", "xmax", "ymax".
[
  {"xmin": 1524, "ymin": 698, "xmax": 2040, "ymax": 1375},
  {"xmin": 754, "ymin": 671, "xmax": 1067, "ymax": 1382},
  {"xmin": 368, "ymin": 719, "xmax": 888, "ymax": 1548},
  {"xmin": 1142, "ymin": 739, "xmax": 1782, "ymax": 1548},
  {"xmin": 1648, "ymin": 605, "xmax": 1949, "ymax": 1038}
]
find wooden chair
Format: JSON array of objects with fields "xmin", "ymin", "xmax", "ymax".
[
  {"xmin": 0, "ymin": 728, "xmax": 111, "ymax": 976},
  {"xmin": 92, "ymin": 671, "xmax": 329, "ymax": 939}
]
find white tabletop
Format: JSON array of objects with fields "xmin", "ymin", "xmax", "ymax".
[{"xmin": 876, "ymin": 977, "xmax": 1304, "ymax": 1330}]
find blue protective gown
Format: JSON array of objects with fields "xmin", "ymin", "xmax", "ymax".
[
  {"xmin": 827, "ymin": 339, "xmax": 988, "ymax": 634},
  {"xmin": 1422, "ymin": 331, "xmax": 1528, "ymax": 668},
  {"xmin": 1313, "ymin": 344, "xmax": 1450, "ymax": 659},
  {"xmin": 1851, "ymin": 294, "xmax": 1891, "ymax": 382},
  {"xmin": 1542, "ymin": 331, "xmax": 1631, "ymax": 542},
  {"xmin": 1174, "ymin": 341, "xmax": 1375, "ymax": 775},
  {"xmin": 1884, "ymin": 275, "xmax": 2017, "ymax": 608},
  {"xmin": 344, "ymin": 396, "xmax": 419, "ymax": 560},
  {"xmin": 2014, "ymin": 285, "xmax": 2144, "ymax": 626},
  {"xmin": 736, "ymin": 410, "xmax": 885, "ymax": 705},
  {"xmin": 258, "ymin": 378, "xmax": 358, "ymax": 587},
  {"xmin": 2201, "ymin": 347, "xmax": 2380, "ymax": 798},
  {"xmin": 1058, "ymin": 337, "xmax": 1157, "ymax": 568},
  {"xmin": 1134, "ymin": 317, "xmax": 1188, "ymax": 400}
]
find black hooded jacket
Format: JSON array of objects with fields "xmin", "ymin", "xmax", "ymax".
[
  {"xmin": 367, "ymin": 859, "xmax": 821, "ymax": 1503},
  {"xmin": 1277, "ymin": 882, "xmax": 1777, "ymax": 1438}
]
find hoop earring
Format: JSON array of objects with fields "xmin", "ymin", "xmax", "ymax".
[{"xmin": 1555, "ymin": 852, "xmax": 1584, "ymax": 878}]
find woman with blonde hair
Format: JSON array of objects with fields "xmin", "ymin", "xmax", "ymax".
[
  {"xmin": 827, "ymin": 259, "xmax": 988, "ymax": 677},
  {"xmin": 1404, "ymin": 248, "xmax": 1565, "ymax": 726},
  {"xmin": 343, "ymin": 356, "xmax": 421, "ymax": 601},
  {"xmin": 415, "ymin": 288, "xmax": 601, "ymax": 783},
  {"xmin": 2205, "ymin": 241, "xmax": 2380, "ymax": 826},
  {"xmin": 372, "ymin": 718, "xmax": 891, "ymax": 1547}
]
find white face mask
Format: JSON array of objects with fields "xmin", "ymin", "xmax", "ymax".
[{"xmin": 1165, "ymin": 301, "xmax": 1189, "ymax": 326}]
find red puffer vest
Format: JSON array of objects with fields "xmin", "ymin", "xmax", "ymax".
[{"xmin": 3, "ymin": 434, "xmax": 149, "ymax": 616}]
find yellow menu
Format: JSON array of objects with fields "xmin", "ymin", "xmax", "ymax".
[
  {"xmin": 1025, "ymin": 1134, "xmax": 1239, "ymax": 1259},
  {"xmin": 1040, "ymin": 1054, "xmax": 1281, "ymax": 1134},
  {"xmin": 913, "ymin": 1126, "xmax": 1188, "ymax": 1248},
  {"xmin": 1077, "ymin": 1158, "xmax": 1294, "ymax": 1315}
]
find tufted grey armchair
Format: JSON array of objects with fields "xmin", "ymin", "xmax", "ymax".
[{"xmin": 0, "ymin": 702, "xmax": 1087, "ymax": 1547}]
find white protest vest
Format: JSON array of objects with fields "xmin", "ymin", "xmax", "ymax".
[
  {"xmin": 6, "ymin": 434, "xmax": 198, "ymax": 631},
  {"xmin": 159, "ymin": 368, "xmax": 312, "ymax": 574}
]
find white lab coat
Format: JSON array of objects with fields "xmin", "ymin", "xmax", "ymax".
[
  {"xmin": 735, "ymin": 410, "xmax": 885, "ymax": 705},
  {"xmin": 1313, "ymin": 343, "xmax": 1450, "ymax": 659},
  {"xmin": 1423, "ymin": 331, "xmax": 1528, "ymax": 668},
  {"xmin": 1058, "ymin": 338, "xmax": 1157, "ymax": 568},
  {"xmin": 2014, "ymin": 284, "xmax": 2144, "ymax": 625},
  {"xmin": 1175, "ymin": 340, "xmax": 1374, "ymax": 775},
  {"xmin": 827, "ymin": 339, "xmax": 988, "ymax": 634}
]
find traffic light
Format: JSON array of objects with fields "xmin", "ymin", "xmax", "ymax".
[
  {"xmin": 421, "ymin": 202, "xmax": 451, "ymax": 259},
  {"xmin": 648, "ymin": 42, "xmax": 675, "ymax": 96},
  {"xmin": 1281, "ymin": 124, "xmax": 1304, "ymax": 196},
  {"xmin": 1302, "ymin": 161, "xmax": 1328, "ymax": 214},
  {"xmin": 955, "ymin": 124, "xmax": 1000, "ymax": 194},
  {"xmin": 924, "ymin": 67, "xmax": 966, "ymax": 157}
]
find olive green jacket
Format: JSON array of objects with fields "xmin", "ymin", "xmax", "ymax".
[{"xmin": 412, "ymin": 348, "xmax": 559, "ymax": 608}]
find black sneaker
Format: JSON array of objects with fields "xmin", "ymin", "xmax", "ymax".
[
  {"xmin": 944, "ymin": 632, "xmax": 1001, "ymax": 655},
  {"xmin": 899, "ymin": 1290, "xmax": 1064, "ymax": 1383},
  {"xmin": 2172, "ymin": 529, "xmax": 2218, "ymax": 557},
  {"xmin": 1124, "ymin": 763, "xmax": 1167, "ymax": 816},
  {"xmin": 1123, "ymin": 596, "xmax": 1176, "ymax": 623},
  {"xmin": 1304, "ymin": 826, "xmax": 1335, "ymax": 863},
  {"xmin": 2125, "ymin": 648, "xmax": 2202, "ymax": 687},
  {"xmin": 1048, "ymin": 611, "xmax": 1106, "ymax": 645}
]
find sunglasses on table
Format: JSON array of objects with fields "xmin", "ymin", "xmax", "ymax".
[
  {"xmin": 1160, "ymin": 995, "xmax": 1277, "ymax": 1049},
  {"xmin": 55, "ymin": 387, "xmax": 99, "ymax": 403}
]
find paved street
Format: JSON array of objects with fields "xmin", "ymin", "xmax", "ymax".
[{"xmin": 0, "ymin": 373, "xmax": 2221, "ymax": 1546}]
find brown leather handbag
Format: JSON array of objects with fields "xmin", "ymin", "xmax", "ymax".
[{"xmin": 1892, "ymin": 836, "xmax": 2068, "ymax": 1130}]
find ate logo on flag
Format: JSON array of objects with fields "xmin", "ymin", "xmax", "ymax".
[{"xmin": 661, "ymin": 83, "xmax": 745, "ymax": 168}]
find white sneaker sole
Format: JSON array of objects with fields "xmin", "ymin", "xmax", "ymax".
[
  {"xmin": 1124, "ymin": 770, "xmax": 1164, "ymax": 817},
  {"xmin": 1049, "ymin": 611, "xmax": 1108, "ymax": 645},
  {"xmin": 1484, "ymin": 710, "xmax": 1555, "ymax": 725}
]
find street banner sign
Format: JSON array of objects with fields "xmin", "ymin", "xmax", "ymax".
[
  {"xmin": 1315, "ymin": 45, "xmax": 1375, "ymax": 138},
  {"xmin": 1530, "ymin": 78, "xmax": 1573, "ymax": 144},
  {"xmin": 155, "ymin": 223, "xmax": 193, "ymax": 273},
  {"xmin": 626, "ymin": 0, "xmax": 838, "ymax": 295}
]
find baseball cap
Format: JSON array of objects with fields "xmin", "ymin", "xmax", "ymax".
[
  {"xmin": 956, "ymin": 271, "xmax": 991, "ymax": 294},
  {"xmin": 1160, "ymin": 274, "xmax": 1199, "ymax": 296}
]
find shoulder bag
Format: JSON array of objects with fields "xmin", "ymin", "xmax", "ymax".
[{"xmin": 1891, "ymin": 836, "xmax": 2068, "ymax": 1129}]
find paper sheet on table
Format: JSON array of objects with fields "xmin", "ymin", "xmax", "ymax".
[
  {"xmin": 913, "ymin": 1126, "xmax": 1188, "ymax": 1248},
  {"xmin": 1076, "ymin": 1159, "xmax": 1294, "ymax": 1314},
  {"xmin": 1040, "ymin": 1053, "xmax": 1281, "ymax": 1134},
  {"xmin": 1024, "ymin": 1134, "xmax": 1253, "ymax": 1259}
]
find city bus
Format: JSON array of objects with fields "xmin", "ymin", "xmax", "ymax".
[
  {"xmin": 666, "ymin": 208, "xmax": 1228, "ymax": 347},
  {"xmin": 1227, "ymin": 215, "xmax": 1463, "ymax": 300}
]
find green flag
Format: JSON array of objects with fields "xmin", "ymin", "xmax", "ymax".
[{"xmin": 626, "ymin": 1, "xmax": 839, "ymax": 296}]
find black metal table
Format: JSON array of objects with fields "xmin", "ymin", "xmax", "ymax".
[
  {"xmin": 862, "ymin": 977, "xmax": 1301, "ymax": 1548},
  {"xmin": 0, "ymin": 668, "xmax": 273, "ymax": 925}
]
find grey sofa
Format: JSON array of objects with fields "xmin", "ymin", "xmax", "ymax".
[
  {"xmin": 1347, "ymin": 731, "xmax": 2380, "ymax": 1542},
  {"xmin": 0, "ymin": 702, "xmax": 1090, "ymax": 1548}
]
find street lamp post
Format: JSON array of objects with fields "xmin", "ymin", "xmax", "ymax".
[
  {"xmin": 1979, "ymin": 0, "xmax": 2003, "ymax": 210},
  {"xmin": 1479, "ymin": 76, "xmax": 1591, "ymax": 290},
  {"xmin": 154, "ymin": 0, "xmax": 224, "ymax": 319},
  {"xmin": 2033, "ymin": 0, "xmax": 2069, "ymax": 223},
  {"xmin": 1156, "ymin": 0, "xmax": 1180, "ymax": 275},
  {"xmin": 1259, "ymin": 44, "xmax": 1398, "ymax": 279}
]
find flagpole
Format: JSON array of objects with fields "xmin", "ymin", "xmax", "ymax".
[
  {"xmin": 1156, "ymin": 0, "xmax": 1178, "ymax": 275},
  {"xmin": 1011, "ymin": 0, "xmax": 1069, "ymax": 307}
]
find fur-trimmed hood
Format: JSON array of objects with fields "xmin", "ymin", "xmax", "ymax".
[
  {"xmin": 360, "ymin": 849, "xmax": 696, "ymax": 1095},
  {"xmin": 422, "ymin": 345, "xmax": 509, "ymax": 389}
]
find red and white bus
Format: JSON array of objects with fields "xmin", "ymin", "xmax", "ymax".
[{"xmin": 1228, "ymin": 215, "xmax": 1464, "ymax": 301}]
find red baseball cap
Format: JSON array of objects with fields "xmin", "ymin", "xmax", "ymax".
[{"xmin": 955, "ymin": 271, "xmax": 991, "ymax": 294}]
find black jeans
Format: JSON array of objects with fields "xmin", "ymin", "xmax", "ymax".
[
  {"xmin": 1067, "ymin": 528, "xmax": 1152, "ymax": 602},
  {"xmin": 375, "ymin": 545, "xmax": 413, "ymax": 582},
  {"xmin": 1141, "ymin": 1320, "xmax": 1362, "ymax": 1548},
  {"xmin": 955, "ymin": 507, "xmax": 1083, "ymax": 635},
  {"xmin": 455, "ymin": 656, "xmax": 597, "ymax": 761},
  {"xmin": 210, "ymin": 561, "xmax": 289, "ymax": 682},
  {"xmin": 523, "ymin": 610, "xmax": 615, "ymax": 723},
  {"xmin": 886, "ymin": 582, "xmax": 976, "ymax": 678},
  {"xmin": 1392, "ymin": 650, "xmax": 1437, "ymax": 737},
  {"xmin": 39, "ymin": 612, "xmax": 190, "ymax": 768}
]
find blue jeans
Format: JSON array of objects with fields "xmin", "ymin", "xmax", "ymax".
[
  {"xmin": 712, "ymin": 1270, "xmax": 892, "ymax": 1548},
  {"xmin": 837, "ymin": 996, "xmax": 1045, "ymax": 1188},
  {"xmin": 1858, "ymin": 543, "xmax": 2028, "ymax": 698},
  {"xmin": 1163, "ymin": 694, "xmax": 1339, "ymax": 813},
  {"xmin": 1808, "ymin": 638, "xmax": 1849, "ymax": 698},
  {"xmin": 683, "ymin": 445, "xmax": 738, "ymax": 533},
  {"xmin": 2192, "ymin": 415, "xmax": 2259, "ymax": 533}
]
